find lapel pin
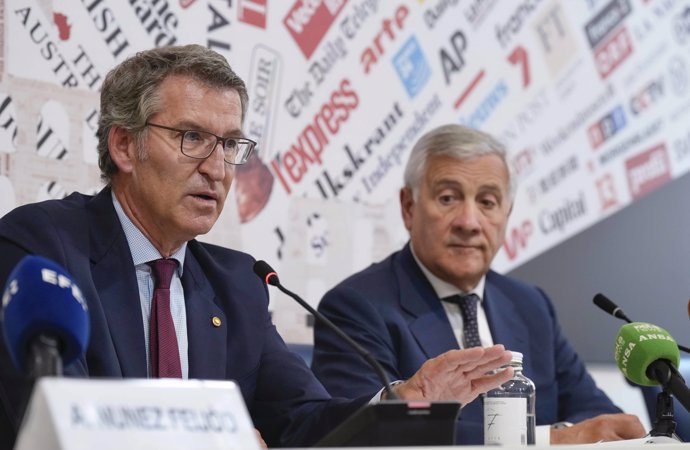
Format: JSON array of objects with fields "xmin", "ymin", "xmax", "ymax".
[{"xmin": 212, "ymin": 316, "xmax": 222, "ymax": 327}]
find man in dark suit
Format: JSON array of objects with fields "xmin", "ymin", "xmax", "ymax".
[
  {"xmin": 0, "ymin": 46, "xmax": 515, "ymax": 449},
  {"xmin": 312, "ymin": 124, "xmax": 646, "ymax": 445}
]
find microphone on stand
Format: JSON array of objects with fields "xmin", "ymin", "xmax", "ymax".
[
  {"xmin": 614, "ymin": 321, "xmax": 690, "ymax": 440},
  {"xmin": 2, "ymin": 255, "xmax": 90, "ymax": 378},
  {"xmin": 594, "ymin": 293, "xmax": 690, "ymax": 354},
  {"xmin": 1, "ymin": 255, "xmax": 91, "ymax": 443},
  {"xmin": 252, "ymin": 259, "xmax": 462, "ymax": 447},
  {"xmin": 593, "ymin": 293, "xmax": 633, "ymax": 323},
  {"xmin": 252, "ymin": 260, "xmax": 399, "ymax": 400}
]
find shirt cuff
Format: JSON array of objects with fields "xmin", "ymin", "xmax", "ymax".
[
  {"xmin": 369, "ymin": 380, "xmax": 404, "ymax": 404},
  {"xmin": 536, "ymin": 424, "xmax": 551, "ymax": 445}
]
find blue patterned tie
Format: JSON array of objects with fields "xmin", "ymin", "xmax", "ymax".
[{"xmin": 443, "ymin": 294, "xmax": 482, "ymax": 348}]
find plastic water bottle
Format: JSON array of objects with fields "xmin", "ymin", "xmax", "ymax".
[{"xmin": 483, "ymin": 351, "xmax": 536, "ymax": 446}]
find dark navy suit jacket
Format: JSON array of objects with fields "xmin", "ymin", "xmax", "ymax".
[
  {"xmin": 0, "ymin": 188, "xmax": 364, "ymax": 449},
  {"xmin": 312, "ymin": 244, "xmax": 620, "ymax": 445}
]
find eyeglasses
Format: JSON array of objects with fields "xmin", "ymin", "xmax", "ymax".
[{"xmin": 145, "ymin": 122, "xmax": 256, "ymax": 165}]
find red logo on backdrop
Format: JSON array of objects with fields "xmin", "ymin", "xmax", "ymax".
[
  {"xmin": 625, "ymin": 144, "xmax": 671, "ymax": 199},
  {"xmin": 283, "ymin": 0, "xmax": 348, "ymax": 59},
  {"xmin": 53, "ymin": 13, "xmax": 71, "ymax": 41},
  {"xmin": 596, "ymin": 174, "xmax": 619, "ymax": 211},
  {"xmin": 179, "ymin": 0, "xmax": 197, "ymax": 8},
  {"xmin": 239, "ymin": 0, "xmax": 268, "ymax": 29},
  {"xmin": 508, "ymin": 46, "xmax": 530, "ymax": 88},
  {"xmin": 454, "ymin": 69, "xmax": 484, "ymax": 110},
  {"xmin": 595, "ymin": 26, "xmax": 633, "ymax": 78},
  {"xmin": 503, "ymin": 220, "xmax": 533, "ymax": 261}
]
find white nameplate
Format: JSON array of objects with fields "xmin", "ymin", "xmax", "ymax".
[{"xmin": 15, "ymin": 377, "xmax": 260, "ymax": 450}]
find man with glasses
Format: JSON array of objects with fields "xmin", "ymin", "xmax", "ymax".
[{"xmin": 0, "ymin": 45, "xmax": 515, "ymax": 449}]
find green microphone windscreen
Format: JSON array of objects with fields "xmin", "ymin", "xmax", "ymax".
[{"xmin": 614, "ymin": 322, "xmax": 681, "ymax": 386}]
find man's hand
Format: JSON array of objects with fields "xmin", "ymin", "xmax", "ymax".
[
  {"xmin": 550, "ymin": 413, "xmax": 646, "ymax": 444},
  {"xmin": 393, "ymin": 345, "xmax": 513, "ymax": 405}
]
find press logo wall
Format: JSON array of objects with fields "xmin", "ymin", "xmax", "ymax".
[
  {"xmin": 503, "ymin": 219, "xmax": 534, "ymax": 261},
  {"xmin": 597, "ymin": 119, "xmax": 662, "ymax": 165},
  {"xmin": 127, "ymin": 0, "xmax": 179, "ymax": 47},
  {"xmin": 625, "ymin": 143, "xmax": 671, "ymax": 199},
  {"xmin": 314, "ymin": 102, "xmax": 403, "ymax": 200},
  {"xmin": 629, "ymin": 77, "xmax": 663, "ymax": 116},
  {"xmin": 238, "ymin": 0, "xmax": 267, "ymax": 29},
  {"xmin": 15, "ymin": 7, "xmax": 82, "ymax": 88},
  {"xmin": 584, "ymin": 0, "xmax": 631, "ymax": 48},
  {"xmin": 81, "ymin": 1, "xmax": 131, "ymax": 58},
  {"xmin": 538, "ymin": 192, "xmax": 587, "ymax": 234},
  {"xmin": 234, "ymin": 45, "xmax": 282, "ymax": 223},
  {"xmin": 463, "ymin": 0, "xmax": 498, "ymax": 30},
  {"xmin": 207, "ymin": 4, "xmax": 233, "ymax": 54},
  {"xmin": 596, "ymin": 173, "xmax": 619, "ymax": 211},
  {"xmin": 271, "ymin": 79, "xmax": 359, "ymax": 194},
  {"xmin": 423, "ymin": 0, "xmax": 460, "ymax": 29},
  {"xmin": 284, "ymin": 0, "xmax": 348, "ymax": 59},
  {"xmin": 460, "ymin": 80, "xmax": 508, "ymax": 129},
  {"xmin": 0, "ymin": 95, "xmax": 18, "ymax": 152},
  {"xmin": 495, "ymin": 0, "xmax": 543, "ymax": 49},
  {"xmin": 584, "ymin": 0, "xmax": 634, "ymax": 78},
  {"xmin": 439, "ymin": 29, "xmax": 467, "ymax": 84},
  {"xmin": 673, "ymin": 6, "xmax": 690, "ymax": 45},
  {"xmin": 360, "ymin": 4, "xmax": 409, "ymax": 75},
  {"xmin": 393, "ymin": 36, "xmax": 431, "ymax": 98},
  {"xmin": 588, "ymin": 105, "xmax": 627, "ymax": 150},
  {"xmin": 534, "ymin": 1, "xmax": 578, "ymax": 80}
]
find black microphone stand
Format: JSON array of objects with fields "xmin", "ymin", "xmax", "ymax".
[{"xmin": 649, "ymin": 388, "xmax": 679, "ymax": 439}]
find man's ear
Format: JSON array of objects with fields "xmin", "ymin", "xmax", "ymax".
[
  {"xmin": 400, "ymin": 187, "xmax": 415, "ymax": 231},
  {"xmin": 107, "ymin": 125, "xmax": 136, "ymax": 174}
]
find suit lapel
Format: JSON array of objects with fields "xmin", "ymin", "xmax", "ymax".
[
  {"xmin": 396, "ymin": 245, "xmax": 460, "ymax": 359},
  {"xmin": 182, "ymin": 249, "xmax": 227, "ymax": 379},
  {"xmin": 483, "ymin": 272, "xmax": 529, "ymax": 353},
  {"xmin": 88, "ymin": 188, "xmax": 148, "ymax": 377}
]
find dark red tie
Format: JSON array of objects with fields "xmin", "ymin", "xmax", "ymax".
[{"xmin": 148, "ymin": 258, "xmax": 182, "ymax": 378}]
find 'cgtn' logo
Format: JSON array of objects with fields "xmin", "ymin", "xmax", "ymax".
[
  {"xmin": 283, "ymin": 0, "xmax": 347, "ymax": 59},
  {"xmin": 625, "ymin": 144, "xmax": 671, "ymax": 200}
]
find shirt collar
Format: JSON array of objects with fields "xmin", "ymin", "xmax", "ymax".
[
  {"xmin": 409, "ymin": 244, "xmax": 485, "ymax": 302},
  {"xmin": 111, "ymin": 191, "xmax": 186, "ymax": 275}
]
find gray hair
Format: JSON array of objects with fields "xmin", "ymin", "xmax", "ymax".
[
  {"xmin": 403, "ymin": 124, "xmax": 516, "ymax": 200},
  {"xmin": 96, "ymin": 44, "xmax": 249, "ymax": 183}
]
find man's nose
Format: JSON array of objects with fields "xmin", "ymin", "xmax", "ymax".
[
  {"xmin": 199, "ymin": 141, "xmax": 227, "ymax": 180},
  {"xmin": 452, "ymin": 202, "xmax": 482, "ymax": 231}
]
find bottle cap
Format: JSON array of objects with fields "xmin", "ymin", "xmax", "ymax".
[{"xmin": 510, "ymin": 351, "xmax": 523, "ymax": 364}]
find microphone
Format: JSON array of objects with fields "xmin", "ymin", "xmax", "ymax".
[
  {"xmin": 593, "ymin": 293, "xmax": 632, "ymax": 323},
  {"xmin": 1, "ymin": 255, "xmax": 90, "ymax": 377},
  {"xmin": 614, "ymin": 322, "xmax": 690, "ymax": 413},
  {"xmin": 595, "ymin": 293, "xmax": 690, "ymax": 354},
  {"xmin": 252, "ymin": 260, "xmax": 400, "ymax": 400}
]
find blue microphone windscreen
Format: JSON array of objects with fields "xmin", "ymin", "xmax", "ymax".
[{"xmin": 1, "ymin": 255, "xmax": 90, "ymax": 371}]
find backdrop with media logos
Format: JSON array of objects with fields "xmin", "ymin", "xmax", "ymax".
[{"xmin": 1, "ymin": 0, "xmax": 689, "ymax": 342}]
